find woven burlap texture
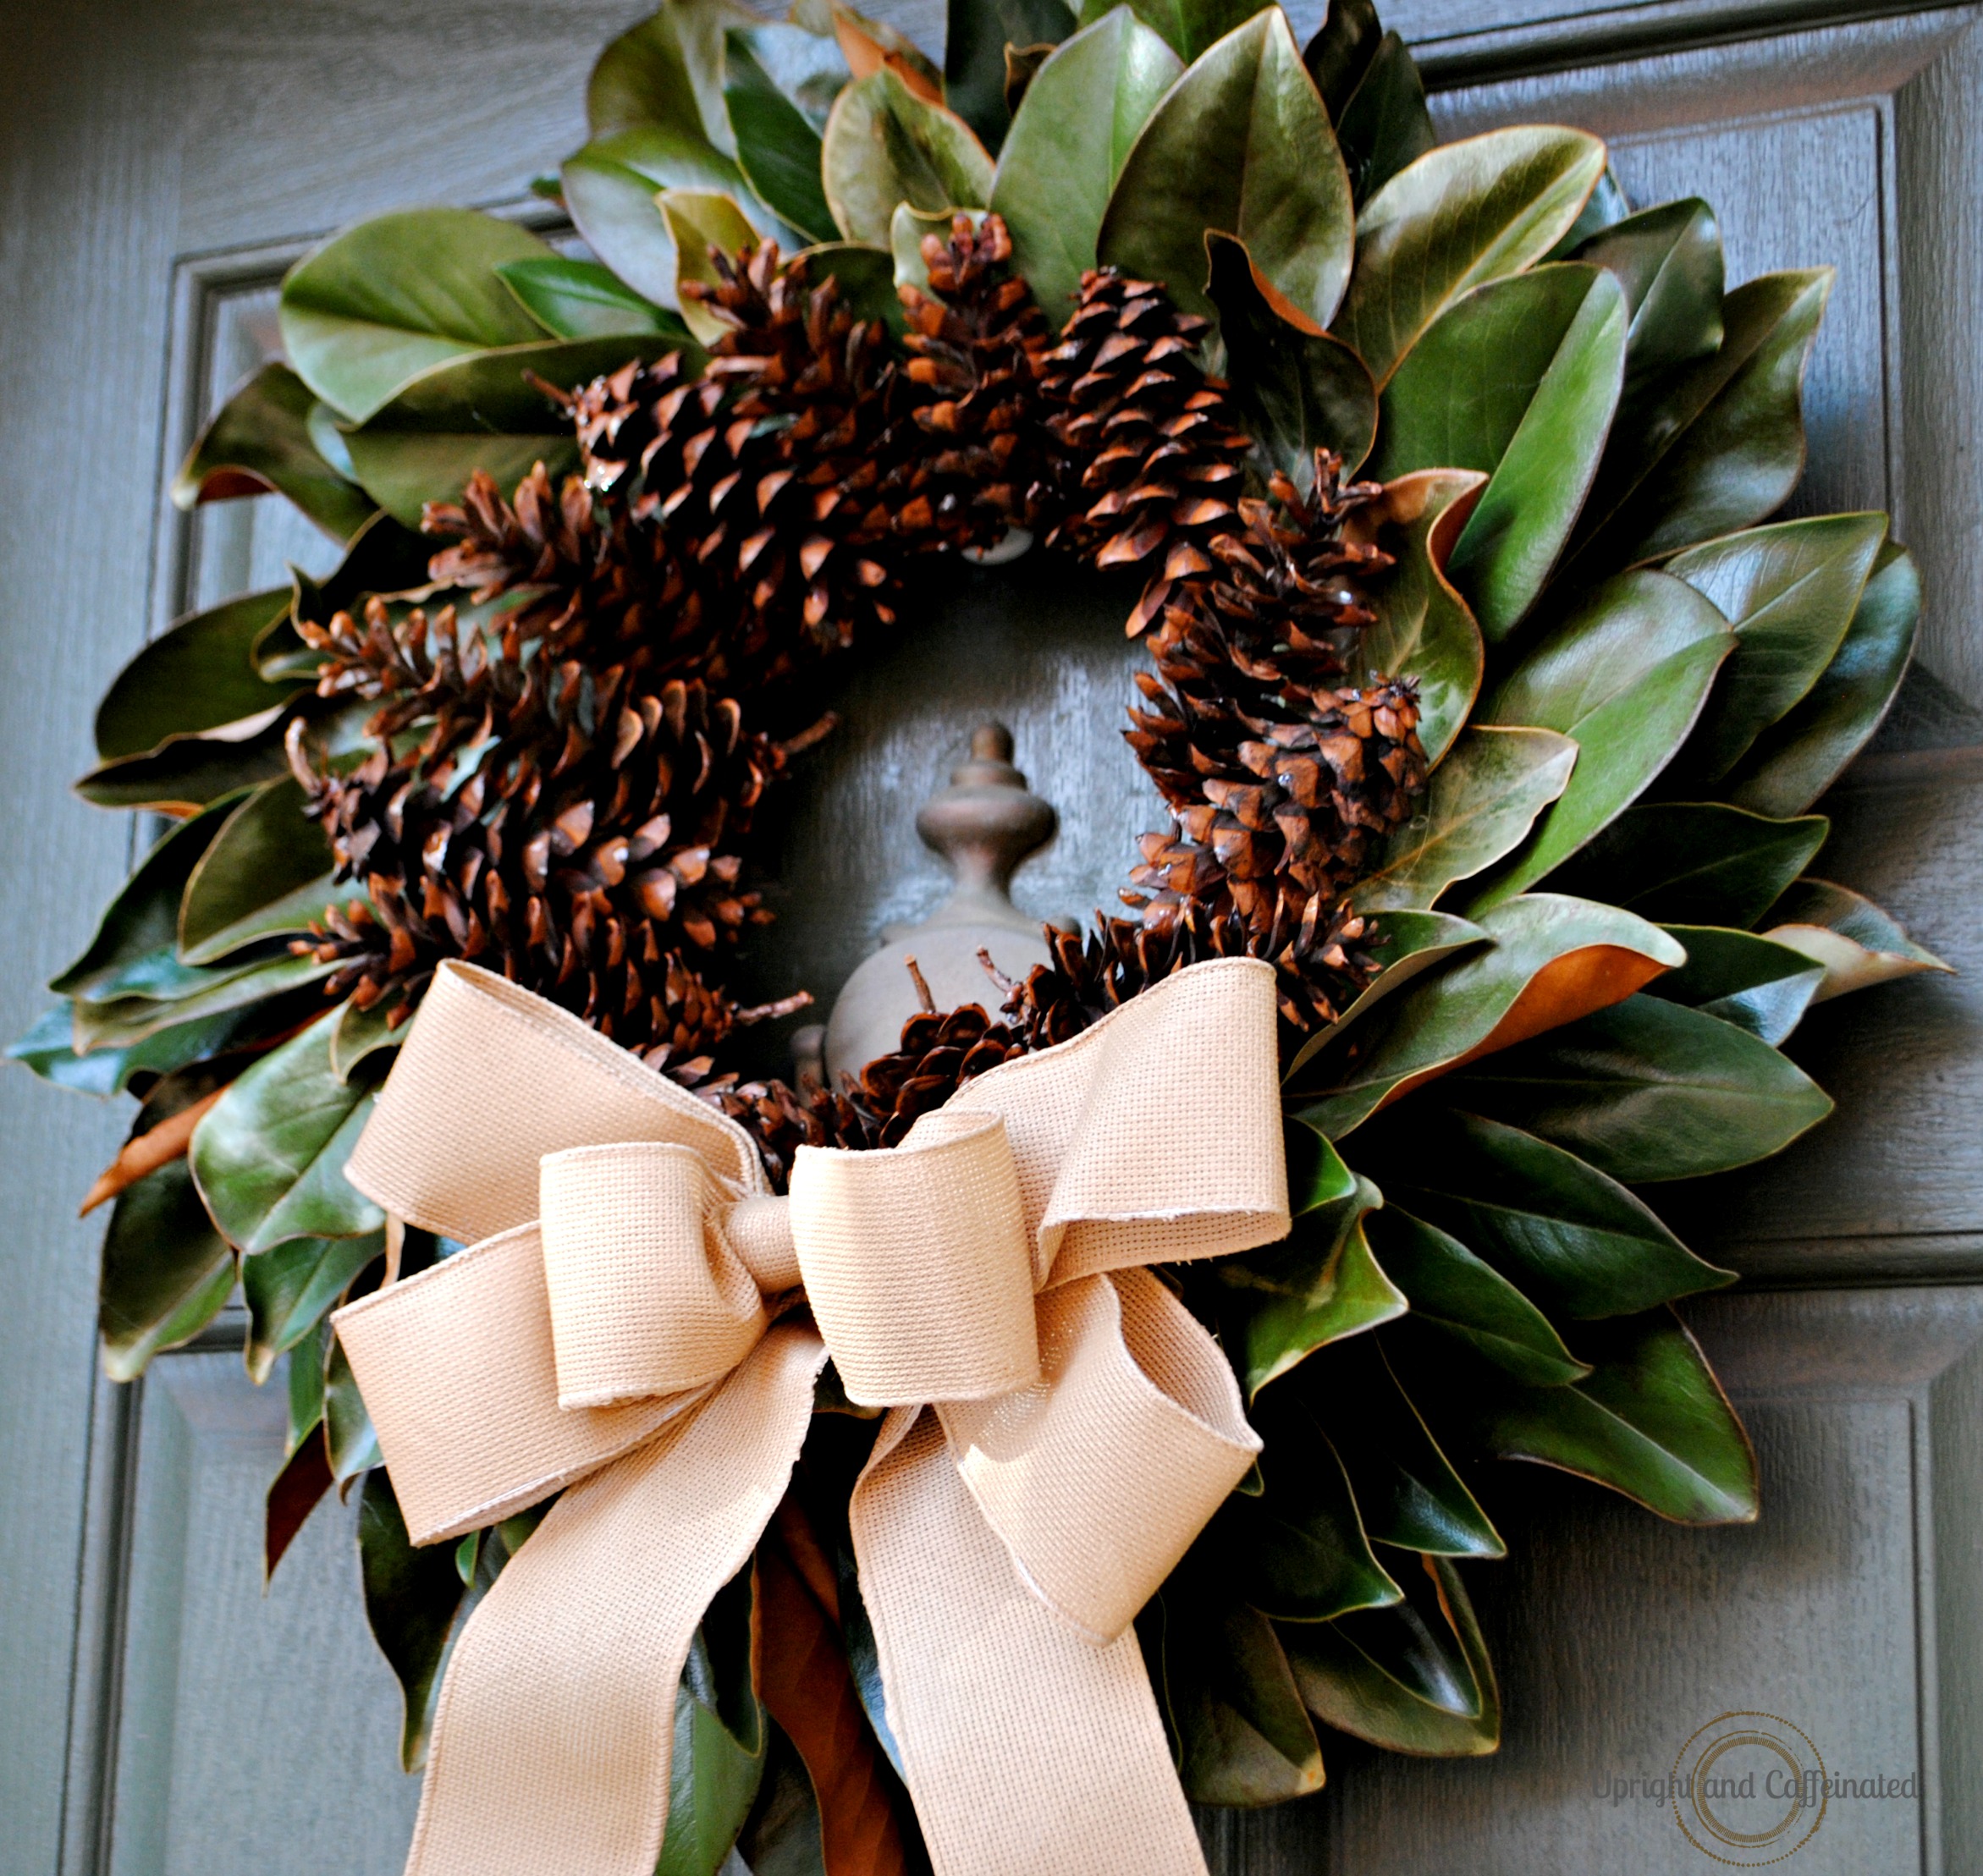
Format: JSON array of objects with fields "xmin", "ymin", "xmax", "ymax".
[{"xmin": 332, "ymin": 955, "xmax": 1289, "ymax": 1876}]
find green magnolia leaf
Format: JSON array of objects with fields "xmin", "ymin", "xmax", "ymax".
[
  {"xmin": 286, "ymin": 1317, "xmax": 329, "ymax": 1456},
  {"xmin": 1283, "ymin": 910, "xmax": 1490, "ymax": 1081},
  {"xmin": 1303, "ymin": 1333, "xmax": 1503, "ymax": 1557},
  {"xmin": 326, "ymin": 1328, "xmax": 382, "ymax": 1480},
  {"xmin": 330, "ymin": 997, "xmax": 406, "ymax": 1084},
  {"xmin": 1209, "ymin": 1168, "xmax": 1406, "ymax": 1397},
  {"xmin": 343, "ymin": 333, "xmax": 692, "ymax": 527},
  {"xmin": 1374, "ymin": 264, "xmax": 1628, "ymax": 641},
  {"xmin": 1570, "ymin": 197, "xmax": 1723, "ymax": 389},
  {"xmin": 1466, "ymin": 569, "xmax": 1733, "ymax": 907},
  {"xmin": 243, "ymin": 1230, "xmax": 383, "ymax": 1385},
  {"xmin": 1206, "ymin": 232, "xmax": 1376, "ymax": 481},
  {"xmin": 1212, "ymin": 1387, "xmax": 1401, "ymax": 1620},
  {"xmin": 190, "ymin": 1009, "xmax": 384, "ymax": 1252},
  {"xmin": 1462, "ymin": 1308, "xmax": 1758, "ymax": 1523},
  {"xmin": 359, "ymin": 1467, "xmax": 468, "ymax": 1772},
  {"xmin": 1355, "ymin": 469, "xmax": 1484, "ymax": 762},
  {"xmin": 1440, "ymin": 993, "xmax": 1832, "ymax": 1182},
  {"xmin": 278, "ymin": 210, "xmax": 554, "ymax": 424},
  {"xmin": 70, "ymin": 954, "xmax": 334, "ymax": 1058},
  {"xmin": 1357, "ymin": 727, "xmax": 1577, "ymax": 911},
  {"xmin": 93, "ymin": 589, "xmax": 298, "ymax": 763},
  {"xmin": 1668, "ymin": 513, "xmax": 1889, "ymax": 782},
  {"xmin": 1300, "ymin": 0, "xmax": 1380, "ymax": 115},
  {"xmin": 75, "ymin": 708, "xmax": 295, "ymax": 811},
  {"xmin": 496, "ymin": 257, "xmax": 689, "ymax": 340},
  {"xmin": 1099, "ymin": 8, "xmax": 1352, "ymax": 328},
  {"xmin": 663, "ymin": 190, "xmax": 763, "ymax": 343},
  {"xmin": 989, "ymin": 9, "xmax": 1183, "ymax": 321},
  {"xmin": 1545, "ymin": 164, "xmax": 1629, "ymax": 262},
  {"xmin": 171, "ymin": 363, "xmax": 375, "ymax": 542},
  {"xmin": 9, "ymin": 988, "xmax": 305, "ymax": 1098},
  {"xmin": 1364, "ymin": 1207, "xmax": 1589, "ymax": 1386},
  {"xmin": 589, "ymin": 0, "xmax": 756, "ymax": 149},
  {"xmin": 285, "ymin": 512, "xmax": 436, "ymax": 642},
  {"xmin": 890, "ymin": 202, "xmax": 980, "ymax": 292},
  {"xmin": 98, "ymin": 1158, "xmax": 235, "ymax": 1383},
  {"xmin": 1329, "ymin": 31, "xmax": 1432, "ymax": 206},
  {"xmin": 1281, "ymin": 1554, "xmax": 1499, "ymax": 1755},
  {"xmin": 1724, "ymin": 541, "xmax": 1920, "ymax": 817},
  {"xmin": 1565, "ymin": 268, "xmax": 1832, "ymax": 578},
  {"xmin": 1082, "ymin": 0, "xmax": 1272, "ymax": 63},
  {"xmin": 1292, "ymin": 893, "xmax": 1686, "ymax": 1137},
  {"xmin": 1360, "ymin": 1109, "xmax": 1732, "ymax": 1317},
  {"xmin": 658, "ymin": 1569, "xmax": 766, "ymax": 1876},
  {"xmin": 176, "ymin": 778, "xmax": 335, "ymax": 964},
  {"xmin": 1331, "ymin": 127, "xmax": 1606, "ymax": 389},
  {"xmin": 822, "ymin": 69, "xmax": 995, "ymax": 246},
  {"xmin": 945, "ymin": 0, "xmax": 1076, "ymax": 151},
  {"xmin": 799, "ymin": 239, "xmax": 906, "ymax": 332},
  {"xmin": 1645, "ymin": 925, "xmax": 1824, "ymax": 1044},
  {"xmin": 1765, "ymin": 877, "xmax": 1952, "ymax": 1003},
  {"xmin": 1143, "ymin": 1584, "xmax": 1324, "ymax": 1804},
  {"xmin": 724, "ymin": 25, "xmax": 847, "ymax": 243},
  {"xmin": 1545, "ymin": 800, "xmax": 1827, "ymax": 929},
  {"xmin": 185, "ymin": 873, "xmax": 362, "ymax": 971}
]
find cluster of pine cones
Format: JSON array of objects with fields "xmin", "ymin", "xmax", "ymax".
[{"xmin": 289, "ymin": 216, "xmax": 1426, "ymax": 1180}]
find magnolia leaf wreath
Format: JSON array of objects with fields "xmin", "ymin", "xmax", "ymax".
[{"xmin": 21, "ymin": 0, "xmax": 1954, "ymax": 1866}]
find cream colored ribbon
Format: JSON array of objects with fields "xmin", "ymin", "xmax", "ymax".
[{"xmin": 333, "ymin": 955, "xmax": 1288, "ymax": 1876}]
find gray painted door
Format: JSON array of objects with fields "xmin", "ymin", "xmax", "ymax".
[{"xmin": 4, "ymin": 2, "xmax": 1981, "ymax": 1872}]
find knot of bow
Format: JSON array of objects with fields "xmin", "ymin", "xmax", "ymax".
[{"xmin": 334, "ymin": 955, "xmax": 1289, "ymax": 1876}]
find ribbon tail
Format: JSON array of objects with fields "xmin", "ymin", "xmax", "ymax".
[
  {"xmin": 851, "ymin": 1411, "xmax": 1208, "ymax": 1876},
  {"xmin": 403, "ymin": 1323, "xmax": 828, "ymax": 1876}
]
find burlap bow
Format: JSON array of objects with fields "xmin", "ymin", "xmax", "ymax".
[{"xmin": 333, "ymin": 954, "xmax": 1290, "ymax": 1876}]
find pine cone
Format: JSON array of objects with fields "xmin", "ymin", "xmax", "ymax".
[
  {"xmin": 1035, "ymin": 269, "xmax": 1255, "ymax": 631},
  {"xmin": 289, "ymin": 594, "xmax": 818, "ymax": 1076},
  {"xmin": 897, "ymin": 214, "xmax": 1055, "ymax": 536}
]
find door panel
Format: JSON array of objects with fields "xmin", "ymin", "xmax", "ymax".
[{"xmin": 3, "ymin": 3, "xmax": 1980, "ymax": 1874}]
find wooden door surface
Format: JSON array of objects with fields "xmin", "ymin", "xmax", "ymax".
[{"xmin": 4, "ymin": 2, "xmax": 1981, "ymax": 1872}]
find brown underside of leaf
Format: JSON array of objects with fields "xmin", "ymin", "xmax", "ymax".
[
  {"xmin": 758, "ymin": 1501, "xmax": 910, "ymax": 1876},
  {"xmin": 265, "ymin": 1428, "xmax": 334, "ymax": 1581},
  {"xmin": 1380, "ymin": 944, "xmax": 1673, "ymax": 1109},
  {"xmin": 80, "ymin": 1087, "xmax": 228, "ymax": 1216}
]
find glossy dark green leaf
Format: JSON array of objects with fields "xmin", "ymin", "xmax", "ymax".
[
  {"xmin": 1764, "ymin": 876, "xmax": 1951, "ymax": 1003},
  {"xmin": 1302, "ymin": 1334, "xmax": 1503, "ymax": 1556},
  {"xmin": 359, "ymin": 1467, "xmax": 468, "ymax": 1772},
  {"xmin": 1099, "ymin": 8, "xmax": 1352, "ymax": 327},
  {"xmin": 1356, "ymin": 727, "xmax": 1577, "ymax": 912},
  {"xmin": 1084, "ymin": 0, "xmax": 1273, "ymax": 63},
  {"xmin": 279, "ymin": 210, "xmax": 554, "ymax": 424},
  {"xmin": 1374, "ymin": 264, "xmax": 1627, "ymax": 641},
  {"xmin": 945, "ymin": 0, "xmax": 1075, "ymax": 151},
  {"xmin": 1213, "ymin": 1386, "xmax": 1400, "ymax": 1620},
  {"xmin": 326, "ymin": 1328, "xmax": 382, "ymax": 1481},
  {"xmin": 1440, "ymin": 993, "xmax": 1832, "ymax": 1182},
  {"xmin": 1724, "ymin": 541, "xmax": 1920, "ymax": 817},
  {"xmin": 989, "ymin": 10, "xmax": 1182, "ymax": 320},
  {"xmin": 282, "ymin": 512, "xmax": 436, "ymax": 652},
  {"xmin": 590, "ymin": 0, "xmax": 753, "ymax": 143},
  {"xmin": 329, "ymin": 997, "xmax": 406, "ymax": 1084},
  {"xmin": 1570, "ymin": 197, "xmax": 1723, "ymax": 389},
  {"xmin": 75, "ymin": 708, "xmax": 295, "ymax": 811},
  {"xmin": 1545, "ymin": 800, "xmax": 1827, "ymax": 929},
  {"xmin": 190, "ymin": 1009, "xmax": 383, "ymax": 1252},
  {"xmin": 1467, "ymin": 570, "xmax": 1733, "ymax": 906},
  {"xmin": 1466, "ymin": 1308, "xmax": 1758, "ymax": 1523},
  {"xmin": 1648, "ymin": 924, "xmax": 1825, "ymax": 1043},
  {"xmin": 285, "ymin": 1316, "xmax": 329, "ymax": 1455},
  {"xmin": 1143, "ymin": 1584, "xmax": 1324, "ymax": 1804},
  {"xmin": 724, "ymin": 27, "xmax": 845, "ymax": 242},
  {"xmin": 98, "ymin": 1157, "xmax": 235, "ymax": 1383},
  {"xmin": 496, "ymin": 256, "xmax": 689, "ymax": 341},
  {"xmin": 1282, "ymin": 1554, "xmax": 1500, "ymax": 1755},
  {"xmin": 1360, "ymin": 1109, "xmax": 1732, "ymax": 1318},
  {"xmin": 343, "ymin": 332, "xmax": 691, "ymax": 527},
  {"xmin": 171, "ymin": 363, "xmax": 375, "ymax": 542},
  {"xmin": 1209, "ymin": 1173, "xmax": 1405, "ymax": 1397},
  {"xmin": 1670, "ymin": 513, "xmax": 1889, "ymax": 781},
  {"xmin": 8, "ymin": 987, "xmax": 317, "ymax": 1098},
  {"xmin": 1331, "ymin": 127, "xmax": 1606, "ymax": 389},
  {"xmin": 1565, "ymin": 268, "xmax": 1832, "ymax": 578},
  {"xmin": 69, "ymin": 953, "xmax": 335, "ymax": 1057},
  {"xmin": 1206, "ymin": 231, "xmax": 1376, "ymax": 482},
  {"xmin": 1542, "ymin": 164, "xmax": 1629, "ymax": 263},
  {"xmin": 175, "ymin": 778, "xmax": 335, "ymax": 964},
  {"xmin": 1354, "ymin": 469, "xmax": 1485, "ymax": 762},
  {"xmin": 1292, "ymin": 894, "xmax": 1684, "ymax": 1137},
  {"xmin": 93, "ymin": 589, "xmax": 298, "ymax": 763},
  {"xmin": 1300, "ymin": 0, "xmax": 1379, "ymax": 116},
  {"xmin": 1330, "ymin": 30, "xmax": 1432, "ymax": 205},
  {"xmin": 822, "ymin": 68, "xmax": 995, "ymax": 245},
  {"xmin": 792, "ymin": 239, "xmax": 905, "ymax": 335},
  {"xmin": 1283, "ymin": 911, "xmax": 1490, "ymax": 1084},
  {"xmin": 242, "ymin": 1230, "xmax": 383, "ymax": 1385},
  {"xmin": 1364, "ymin": 1207, "xmax": 1589, "ymax": 1386},
  {"xmin": 659, "ymin": 1569, "xmax": 767, "ymax": 1876},
  {"xmin": 1284, "ymin": 1114, "xmax": 1358, "ymax": 1215}
]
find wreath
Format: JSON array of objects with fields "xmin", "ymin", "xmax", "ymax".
[{"xmin": 23, "ymin": 0, "xmax": 1950, "ymax": 1868}]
